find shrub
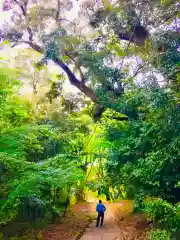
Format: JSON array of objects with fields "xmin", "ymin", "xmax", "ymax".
[
  {"xmin": 148, "ymin": 229, "xmax": 170, "ymax": 240},
  {"xmin": 133, "ymin": 191, "xmax": 145, "ymax": 213},
  {"xmin": 144, "ymin": 198, "xmax": 180, "ymax": 232}
]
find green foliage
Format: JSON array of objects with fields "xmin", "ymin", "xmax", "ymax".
[
  {"xmin": 76, "ymin": 48, "xmax": 124, "ymax": 100},
  {"xmin": 0, "ymin": 67, "xmax": 34, "ymax": 130},
  {"xmin": 0, "ymin": 152, "xmax": 83, "ymax": 224},
  {"xmin": 103, "ymin": 87, "xmax": 180, "ymax": 203},
  {"xmin": 151, "ymin": 31, "xmax": 180, "ymax": 90},
  {"xmin": 144, "ymin": 198, "xmax": 180, "ymax": 232},
  {"xmin": 44, "ymin": 40, "xmax": 59, "ymax": 61},
  {"xmin": 0, "ymin": 0, "xmax": 180, "ymax": 237},
  {"xmin": 148, "ymin": 229, "xmax": 171, "ymax": 240},
  {"xmin": 0, "ymin": 66, "xmax": 86, "ymax": 227},
  {"xmin": 101, "ymin": 86, "xmax": 180, "ymax": 235}
]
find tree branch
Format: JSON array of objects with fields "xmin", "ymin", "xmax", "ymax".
[
  {"xmin": 67, "ymin": 54, "xmax": 85, "ymax": 83},
  {"xmin": 27, "ymin": 27, "xmax": 33, "ymax": 42},
  {"xmin": 13, "ymin": 0, "xmax": 34, "ymax": 42},
  {"xmin": 53, "ymin": 57, "xmax": 98, "ymax": 102},
  {"xmin": 117, "ymin": 32, "xmax": 133, "ymax": 42},
  {"xmin": 132, "ymin": 63, "xmax": 146, "ymax": 78},
  {"xmin": 13, "ymin": 40, "xmax": 98, "ymax": 102},
  {"xmin": 13, "ymin": 0, "xmax": 26, "ymax": 15},
  {"xmin": 58, "ymin": 18, "xmax": 76, "ymax": 26},
  {"xmin": 18, "ymin": 41, "xmax": 43, "ymax": 53},
  {"xmin": 117, "ymin": 26, "xmax": 149, "ymax": 46},
  {"xmin": 56, "ymin": 0, "xmax": 60, "ymax": 21}
]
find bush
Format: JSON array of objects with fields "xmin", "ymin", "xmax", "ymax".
[
  {"xmin": 144, "ymin": 198, "xmax": 180, "ymax": 232},
  {"xmin": 148, "ymin": 229, "xmax": 170, "ymax": 240},
  {"xmin": 133, "ymin": 191, "xmax": 145, "ymax": 213}
]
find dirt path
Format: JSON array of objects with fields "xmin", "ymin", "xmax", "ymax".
[
  {"xmin": 2, "ymin": 201, "xmax": 148, "ymax": 240},
  {"xmin": 80, "ymin": 203, "xmax": 126, "ymax": 240},
  {"xmin": 41, "ymin": 201, "xmax": 149, "ymax": 240},
  {"xmin": 79, "ymin": 201, "xmax": 149, "ymax": 240}
]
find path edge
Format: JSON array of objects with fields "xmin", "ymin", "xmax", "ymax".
[{"xmin": 74, "ymin": 218, "xmax": 94, "ymax": 240}]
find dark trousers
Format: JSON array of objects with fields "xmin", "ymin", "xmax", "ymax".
[{"xmin": 96, "ymin": 212, "xmax": 104, "ymax": 226}]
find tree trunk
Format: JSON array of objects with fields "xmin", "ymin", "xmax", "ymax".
[
  {"xmin": 53, "ymin": 58, "xmax": 98, "ymax": 102},
  {"xmin": 118, "ymin": 189, "xmax": 125, "ymax": 199},
  {"xmin": 76, "ymin": 188, "xmax": 86, "ymax": 202},
  {"xmin": 63, "ymin": 197, "xmax": 70, "ymax": 217},
  {"xmin": 106, "ymin": 193, "xmax": 111, "ymax": 201}
]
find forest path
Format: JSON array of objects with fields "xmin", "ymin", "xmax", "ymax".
[
  {"xmin": 80, "ymin": 202, "xmax": 130, "ymax": 240},
  {"xmin": 41, "ymin": 201, "xmax": 148, "ymax": 240}
]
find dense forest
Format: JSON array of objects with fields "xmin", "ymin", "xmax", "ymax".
[{"xmin": 0, "ymin": 0, "xmax": 180, "ymax": 239}]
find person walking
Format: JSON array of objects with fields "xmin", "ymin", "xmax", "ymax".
[{"xmin": 96, "ymin": 200, "xmax": 106, "ymax": 227}]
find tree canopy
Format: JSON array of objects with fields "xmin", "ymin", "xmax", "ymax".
[{"xmin": 0, "ymin": 0, "xmax": 180, "ymax": 239}]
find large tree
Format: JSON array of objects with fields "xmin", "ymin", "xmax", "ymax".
[{"xmin": 1, "ymin": 0, "xmax": 179, "ymax": 118}]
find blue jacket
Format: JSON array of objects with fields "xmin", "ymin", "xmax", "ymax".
[{"xmin": 96, "ymin": 203, "xmax": 106, "ymax": 213}]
